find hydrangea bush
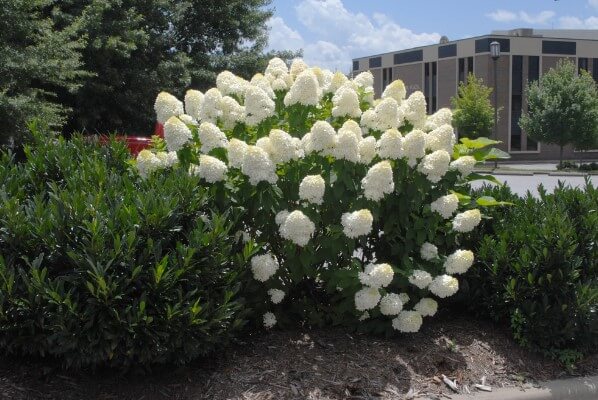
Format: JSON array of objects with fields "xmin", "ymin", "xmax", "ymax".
[{"xmin": 139, "ymin": 58, "xmax": 508, "ymax": 334}]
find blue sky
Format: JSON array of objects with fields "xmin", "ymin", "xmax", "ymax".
[{"xmin": 267, "ymin": 0, "xmax": 598, "ymax": 72}]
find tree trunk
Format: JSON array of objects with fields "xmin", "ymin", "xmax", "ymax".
[{"xmin": 559, "ymin": 145, "xmax": 564, "ymax": 168}]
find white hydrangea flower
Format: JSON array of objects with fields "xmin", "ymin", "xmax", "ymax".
[
  {"xmin": 256, "ymin": 137, "xmax": 273, "ymax": 156},
  {"xmin": 331, "ymin": 85, "xmax": 361, "ymax": 118},
  {"xmin": 358, "ymin": 263, "xmax": 394, "ymax": 288},
  {"xmin": 153, "ymin": 152, "xmax": 177, "ymax": 169},
  {"xmin": 136, "ymin": 150, "xmax": 162, "ymax": 178},
  {"xmin": 444, "ymin": 249, "xmax": 475, "ymax": 274},
  {"xmin": 304, "ymin": 121, "xmax": 336, "ymax": 154},
  {"xmin": 338, "ymin": 120, "xmax": 362, "ymax": 140},
  {"xmin": 263, "ymin": 312, "xmax": 277, "ymax": 329},
  {"xmin": 358, "ymin": 311, "xmax": 370, "ymax": 321},
  {"xmin": 299, "ymin": 175, "xmax": 326, "ymax": 205},
  {"xmin": 241, "ymin": 145, "xmax": 278, "ymax": 185},
  {"xmin": 353, "ymin": 71, "xmax": 374, "ymax": 88},
  {"xmin": 417, "ymin": 150, "xmax": 451, "ymax": 183},
  {"xmin": 199, "ymin": 88, "xmax": 222, "ymax": 123},
  {"xmin": 360, "ymin": 109, "xmax": 377, "ymax": 132},
  {"xmin": 269, "ymin": 129, "xmax": 302, "ymax": 163},
  {"xmin": 265, "ymin": 57, "xmax": 289, "ymax": 78},
  {"xmin": 275, "ymin": 210, "xmax": 290, "ymax": 226},
  {"xmin": 178, "ymin": 114, "xmax": 196, "ymax": 125},
  {"xmin": 251, "ymin": 253, "xmax": 280, "ymax": 282},
  {"xmin": 355, "ymin": 287, "xmax": 381, "ymax": 311},
  {"xmin": 382, "ymin": 80, "xmax": 407, "ymax": 104},
  {"xmin": 430, "ymin": 194, "xmax": 459, "ymax": 219},
  {"xmin": 404, "ymin": 91, "xmax": 427, "ymax": 129},
  {"xmin": 198, "ymin": 122, "xmax": 228, "ymax": 153},
  {"xmin": 398, "ymin": 293, "xmax": 410, "ymax": 304},
  {"xmin": 216, "ymin": 71, "xmax": 247, "ymax": 98},
  {"xmin": 425, "ymin": 108, "xmax": 453, "ymax": 131},
  {"xmin": 290, "ymin": 58, "xmax": 309, "ymax": 79},
  {"xmin": 408, "ymin": 269, "xmax": 433, "ymax": 289},
  {"xmin": 327, "ymin": 71, "xmax": 349, "ymax": 94},
  {"xmin": 429, "ymin": 274, "xmax": 459, "ymax": 298},
  {"xmin": 251, "ymin": 73, "xmax": 275, "ymax": 99},
  {"xmin": 379, "ymin": 293, "xmax": 404, "ymax": 316},
  {"xmin": 284, "ymin": 69, "xmax": 321, "ymax": 107},
  {"xmin": 362, "ymin": 161, "xmax": 395, "ymax": 201},
  {"xmin": 341, "ymin": 209, "xmax": 373, "ymax": 239},
  {"xmin": 414, "ymin": 298, "xmax": 438, "ymax": 317},
  {"xmin": 184, "ymin": 90, "xmax": 203, "ymax": 121},
  {"xmin": 420, "ymin": 242, "xmax": 438, "ymax": 261},
  {"xmin": 163, "ymin": 116, "xmax": 192, "ymax": 152},
  {"xmin": 452, "ymin": 209, "xmax": 482, "ymax": 233},
  {"xmin": 244, "ymin": 85, "xmax": 275, "ymax": 126},
  {"xmin": 279, "ymin": 210, "xmax": 315, "ymax": 247},
  {"xmin": 271, "ymin": 77, "xmax": 289, "ymax": 91},
  {"xmin": 426, "ymin": 124, "xmax": 456, "ymax": 154},
  {"xmin": 333, "ymin": 129, "xmax": 360, "ymax": 162},
  {"xmin": 377, "ymin": 128, "xmax": 403, "ymax": 159},
  {"xmin": 402, "ymin": 129, "xmax": 427, "ymax": 167},
  {"xmin": 450, "ymin": 156, "xmax": 477, "ymax": 177},
  {"xmin": 189, "ymin": 155, "xmax": 228, "ymax": 183},
  {"xmin": 219, "ymin": 96, "xmax": 245, "ymax": 130},
  {"xmin": 373, "ymin": 98, "xmax": 400, "ymax": 131},
  {"xmin": 227, "ymin": 138, "xmax": 248, "ymax": 168},
  {"xmin": 319, "ymin": 69, "xmax": 334, "ymax": 93},
  {"xmin": 155, "ymin": 92, "xmax": 184, "ymax": 124},
  {"xmin": 363, "ymin": 86, "xmax": 375, "ymax": 106},
  {"xmin": 358, "ymin": 136, "xmax": 377, "ymax": 165},
  {"xmin": 392, "ymin": 311, "xmax": 423, "ymax": 333},
  {"xmin": 268, "ymin": 288, "xmax": 286, "ymax": 304}
]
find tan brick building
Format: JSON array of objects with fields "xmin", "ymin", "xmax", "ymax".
[{"xmin": 352, "ymin": 29, "xmax": 598, "ymax": 161}]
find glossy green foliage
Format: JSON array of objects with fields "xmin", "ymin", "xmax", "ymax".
[{"xmin": 0, "ymin": 131, "xmax": 254, "ymax": 369}]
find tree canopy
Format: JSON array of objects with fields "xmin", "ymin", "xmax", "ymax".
[
  {"xmin": 520, "ymin": 59, "xmax": 598, "ymax": 164},
  {"xmin": 0, "ymin": 0, "xmax": 300, "ymax": 144},
  {"xmin": 450, "ymin": 73, "xmax": 495, "ymax": 140}
]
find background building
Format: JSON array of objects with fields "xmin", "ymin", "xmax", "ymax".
[{"xmin": 352, "ymin": 28, "xmax": 598, "ymax": 161}]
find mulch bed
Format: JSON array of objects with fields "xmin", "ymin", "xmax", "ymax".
[{"xmin": 0, "ymin": 313, "xmax": 596, "ymax": 400}]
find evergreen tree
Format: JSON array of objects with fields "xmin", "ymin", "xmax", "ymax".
[
  {"xmin": 520, "ymin": 60, "xmax": 598, "ymax": 166},
  {"xmin": 0, "ymin": 0, "xmax": 87, "ymax": 146},
  {"xmin": 451, "ymin": 73, "xmax": 495, "ymax": 139}
]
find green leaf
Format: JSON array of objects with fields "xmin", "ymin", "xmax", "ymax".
[
  {"xmin": 460, "ymin": 137, "xmax": 501, "ymax": 149},
  {"xmin": 476, "ymin": 196, "xmax": 514, "ymax": 206},
  {"xmin": 467, "ymin": 173, "xmax": 504, "ymax": 186}
]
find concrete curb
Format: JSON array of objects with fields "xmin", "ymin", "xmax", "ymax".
[{"xmin": 432, "ymin": 375, "xmax": 598, "ymax": 400}]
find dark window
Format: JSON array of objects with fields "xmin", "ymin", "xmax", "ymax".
[
  {"xmin": 475, "ymin": 38, "xmax": 510, "ymax": 53},
  {"xmin": 424, "ymin": 63, "xmax": 430, "ymax": 113},
  {"xmin": 438, "ymin": 44, "xmax": 457, "ymax": 58},
  {"xmin": 394, "ymin": 50, "xmax": 423, "ymax": 65},
  {"xmin": 458, "ymin": 58, "xmax": 465, "ymax": 83},
  {"xmin": 431, "ymin": 62, "xmax": 437, "ymax": 112},
  {"xmin": 467, "ymin": 56, "xmax": 474, "ymax": 75},
  {"xmin": 369, "ymin": 57, "xmax": 382, "ymax": 68},
  {"xmin": 382, "ymin": 67, "xmax": 393, "ymax": 90},
  {"xmin": 579, "ymin": 57, "xmax": 589, "ymax": 74},
  {"xmin": 353, "ymin": 60, "xmax": 359, "ymax": 71},
  {"xmin": 593, "ymin": 59, "xmax": 598, "ymax": 82},
  {"xmin": 542, "ymin": 40, "xmax": 576, "ymax": 55},
  {"xmin": 511, "ymin": 55, "xmax": 524, "ymax": 151},
  {"xmin": 512, "ymin": 56, "xmax": 523, "ymax": 96},
  {"xmin": 528, "ymin": 56, "xmax": 539, "ymax": 83}
]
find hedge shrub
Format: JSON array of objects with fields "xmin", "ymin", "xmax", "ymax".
[
  {"xmin": 463, "ymin": 182, "xmax": 598, "ymax": 362},
  {"xmin": 0, "ymin": 132, "xmax": 254, "ymax": 369}
]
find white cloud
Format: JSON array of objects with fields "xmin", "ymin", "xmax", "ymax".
[
  {"xmin": 266, "ymin": 0, "xmax": 440, "ymax": 72},
  {"xmin": 559, "ymin": 15, "xmax": 598, "ymax": 28},
  {"xmin": 486, "ymin": 9, "xmax": 555, "ymax": 24}
]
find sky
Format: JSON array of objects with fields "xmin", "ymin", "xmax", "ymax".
[{"xmin": 266, "ymin": 0, "xmax": 598, "ymax": 73}]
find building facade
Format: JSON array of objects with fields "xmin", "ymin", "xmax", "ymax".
[{"xmin": 352, "ymin": 29, "xmax": 598, "ymax": 161}]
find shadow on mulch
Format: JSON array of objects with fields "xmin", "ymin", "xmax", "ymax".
[{"xmin": 1, "ymin": 312, "xmax": 596, "ymax": 400}]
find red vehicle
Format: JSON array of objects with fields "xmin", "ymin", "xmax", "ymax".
[{"xmin": 97, "ymin": 122, "xmax": 164, "ymax": 156}]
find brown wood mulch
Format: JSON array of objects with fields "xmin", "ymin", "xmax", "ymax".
[{"xmin": 0, "ymin": 314, "xmax": 596, "ymax": 400}]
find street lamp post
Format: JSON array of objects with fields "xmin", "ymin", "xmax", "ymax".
[{"xmin": 490, "ymin": 41, "xmax": 501, "ymax": 169}]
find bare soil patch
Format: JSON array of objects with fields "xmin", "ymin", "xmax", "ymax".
[{"xmin": 0, "ymin": 313, "xmax": 596, "ymax": 399}]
